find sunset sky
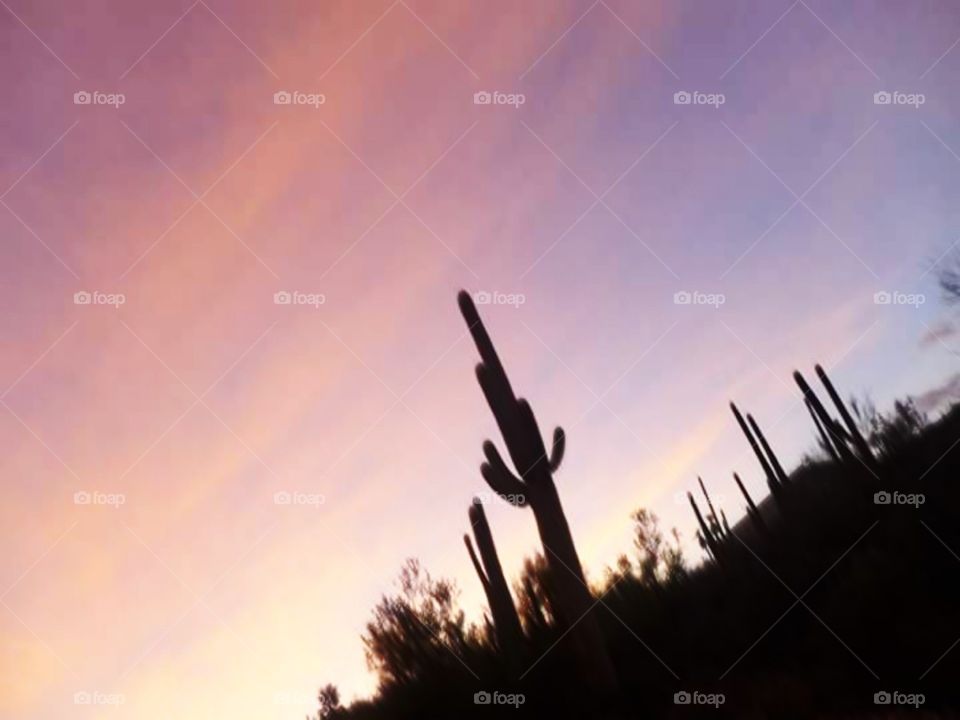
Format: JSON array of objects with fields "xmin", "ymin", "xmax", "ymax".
[{"xmin": 2, "ymin": 1, "xmax": 960, "ymax": 717}]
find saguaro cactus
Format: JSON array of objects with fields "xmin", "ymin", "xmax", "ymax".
[
  {"xmin": 464, "ymin": 499, "xmax": 524, "ymax": 657},
  {"xmin": 815, "ymin": 364, "xmax": 877, "ymax": 468},
  {"xmin": 746, "ymin": 413, "xmax": 789, "ymax": 486},
  {"xmin": 733, "ymin": 472, "xmax": 764, "ymax": 529},
  {"xmin": 805, "ymin": 398, "xmax": 841, "ymax": 463},
  {"xmin": 794, "ymin": 371, "xmax": 856, "ymax": 465},
  {"xmin": 731, "ymin": 402, "xmax": 778, "ymax": 492},
  {"xmin": 698, "ymin": 476, "xmax": 724, "ymax": 539},
  {"xmin": 457, "ymin": 291, "xmax": 617, "ymax": 692},
  {"xmin": 689, "ymin": 492, "xmax": 722, "ymax": 562}
]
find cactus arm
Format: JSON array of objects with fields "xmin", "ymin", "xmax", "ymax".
[
  {"xmin": 481, "ymin": 441, "xmax": 530, "ymax": 506},
  {"xmin": 464, "ymin": 534, "xmax": 489, "ymax": 591},
  {"xmin": 548, "ymin": 426, "xmax": 566, "ymax": 472}
]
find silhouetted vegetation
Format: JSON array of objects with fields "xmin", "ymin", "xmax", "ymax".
[{"xmin": 311, "ymin": 293, "xmax": 960, "ymax": 719}]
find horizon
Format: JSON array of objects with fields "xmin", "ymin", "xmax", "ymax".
[{"xmin": 2, "ymin": 1, "xmax": 960, "ymax": 717}]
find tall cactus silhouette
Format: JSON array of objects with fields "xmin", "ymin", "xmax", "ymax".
[
  {"xmin": 457, "ymin": 291, "xmax": 617, "ymax": 692},
  {"xmin": 805, "ymin": 398, "xmax": 841, "ymax": 463},
  {"xmin": 464, "ymin": 499, "xmax": 524, "ymax": 657},
  {"xmin": 815, "ymin": 364, "xmax": 878, "ymax": 468},
  {"xmin": 689, "ymin": 491, "xmax": 722, "ymax": 562},
  {"xmin": 733, "ymin": 472, "xmax": 764, "ymax": 529},
  {"xmin": 698, "ymin": 476, "xmax": 724, "ymax": 539},
  {"xmin": 731, "ymin": 402, "xmax": 778, "ymax": 492},
  {"xmin": 794, "ymin": 371, "xmax": 856, "ymax": 465},
  {"xmin": 747, "ymin": 413, "xmax": 789, "ymax": 485}
]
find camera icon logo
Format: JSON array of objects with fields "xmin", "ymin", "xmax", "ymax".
[
  {"xmin": 673, "ymin": 91, "xmax": 691, "ymax": 105},
  {"xmin": 874, "ymin": 491, "xmax": 891, "ymax": 505},
  {"xmin": 674, "ymin": 691, "xmax": 691, "ymax": 705},
  {"xmin": 274, "ymin": 291, "xmax": 292, "ymax": 305},
  {"xmin": 74, "ymin": 291, "xmax": 92, "ymax": 305},
  {"xmin": 474, "ymin": 291, "xmax": 492, "ymax": 305},
  {"xmin": 473, "ymin": 91, "xmax": 492, "ymax": 105},
  {"xmin": 74, "ymin": 691, "xmax": 92, "ymax": 704},
  {"xmin": 474, "ymin": 691, "xmax": 491, "ymax": 705},
  {"xmin": 273, "ymin": 91, "xmax": 292, "ymax": 105},
  {"xmin": 73, "ymin": 91, "xmax": 92, "ymax": 105},
  {"xmin": 873, "ymin": 91, "xmax": 892, "ymax": 105},
  {"xmin": 874, "ymin": 691, "xmax": 892, "ymax": 704},
  {"xmin": 673, "ymin": 291, "xmax": 692, "ymax": 305},
  {"xmin": 273, "ymin": 491, "xmax": 292, "ymax": 505},
  {"xmin": 73, "ymin": 491, "xmax": 91, "ymax": 505},
  {"xmin": 873, "ymin": 291, "xmax": 891, "ymax": 305}
]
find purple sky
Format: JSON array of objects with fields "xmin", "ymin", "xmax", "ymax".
[{"xmin": 1, "ymin": 1, "xmax": 959, "ymax": 717}]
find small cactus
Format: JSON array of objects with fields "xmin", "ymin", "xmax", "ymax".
[
  {"xmin": 689, "ymin": 491, "xmax": 722, "ymax": 562},
  {"xmin": 747, "ymin": 413, "xmax": 789, "ymax": 486},
  {"xmin": 458, "ymin": 291, "xmax": 617, "ymax": 692},
  {"xmin": 815, "ymin": 364, "xmax": 878, "ymax": 469},
  {"xmin": 794, "ymin": 371, "xmax": 857, "ymax": 465},
  {"xmin": 698, "ymin": 476, "xmax": 724, "ymax": 539},
  {"xmin": 733, "ymin": 472, "xmax": 764, "ymax": 530},
  {"xmin": 731, "ymin": 402, "xmax": 778, "ymax": 492},
  {"xmin": 805, "ymin": 398, "xmax": 841, "ymax": 463},
  {"xmin": 464, "ymin": 499, "xmax": 524, "ymax": 657}
]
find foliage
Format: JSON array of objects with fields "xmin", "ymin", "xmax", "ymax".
[
  {"xmin": 360, "ymin": 559, "xmax": 469, "ymax": 690},
  {"xmin": 629, "ymin": 508, "xmax": 685, "ymax": 586}
]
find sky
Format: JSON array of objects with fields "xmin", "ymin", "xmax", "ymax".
[{"xmin": 2, "ymin": 0, "xmax": 960, "ymax": 717}]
